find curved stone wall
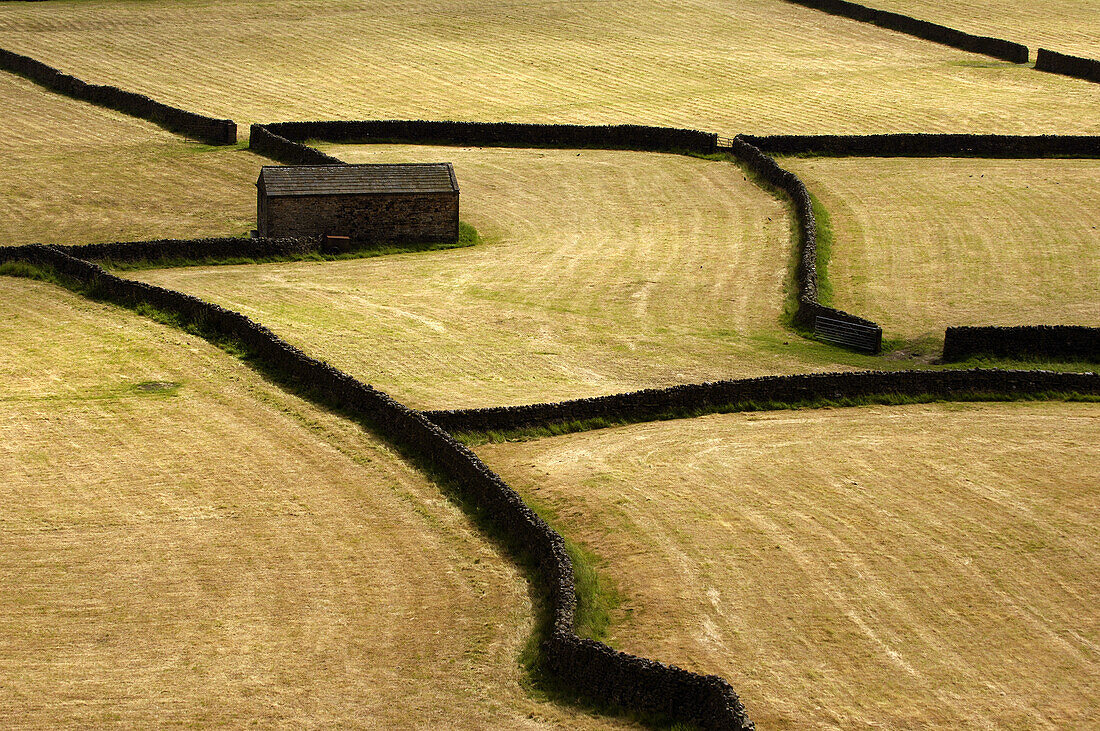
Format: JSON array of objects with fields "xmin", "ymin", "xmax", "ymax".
[{"xmin": 0, "ymin": 243, "xmax": 754, "ymax": 730}]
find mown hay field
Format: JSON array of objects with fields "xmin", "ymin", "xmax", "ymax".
[
  {"xmin": 0, "ymin": 277, "xmax": 622, "ymax": 729},
  {"xmin": 0, "ymin": 73, "xmax": 263, "ymax": 246},
  {"xmin": 135, "ymin": 144, "xmax": 881, "ymax": 411},
  {"xmin": 782, "ymin": 156, "xmax": 1100, "ymax": 344},
  {"xmin": 869, "ymin": 0, "xmax": 1100, "ymax": 58},
  {"xmin": 477, "ymin": 401, "xmax": 1100, "ymax": 729},
  {"xmin": 0, "ymin": 0, "xmax": 1096, "ymax": 134}
]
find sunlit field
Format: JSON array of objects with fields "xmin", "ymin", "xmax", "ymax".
[
  {"xmin": 0, "ymin": 0, "xmax": 1096, "ymax": 725},
  {"xmin": 0, "ymin": 278, "xmax": 621, "ymax": 729},
  {"xmin": 136, "ymin": 144, "xmax": 866, "ymax": 411},
  {"xmin": 0, "ymin": 73, "xmax": 264, "ymax": 246},
  {"xmin": 783, "ymin": 156, "xmax": 1100, "ymax": 344},
  {"xmin": 0, "ymin": 0, "xmax": 1095, "ymax": 134},
  {"xmin": 869, "ymin": 0, "xmax": 1100, "ymax": 58},
  {"xmin": 478, "ymin": 401, "xmax": 1100, "ymax": 729}
]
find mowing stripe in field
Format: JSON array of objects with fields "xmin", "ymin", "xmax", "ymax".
[
  {"xmin": 0, "ymin": 276, "xmax": 621, "ymax": 729},
  {"xmin": 781, "ymin": 156, "xmax": 1100, "ymax": 344},
  {"xmin": 132, "ymin": 144, "xmax": 877, "ymax": 411},
  {"xmin": 867, "ymin": 0, "xmax": 1100, "ymax": 59},
  {"xmin": 476, "ymin": 401, "xmax": 1100, "ymax": 729},
  {"xmin": 0, "ymin": 73, "xmax": 264, "ymax": 246},
  {"xmin": 0, "ymin": 0, "xmax": 1096, "ymax": 134}
]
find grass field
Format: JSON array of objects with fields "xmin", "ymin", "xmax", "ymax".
[
  {"xmin": 869, "ymin": 0, "xmax": 1100, "ymax": 59},
  {"xmin": 1, "ymin": 0, "xmax": 1096, "ymax": 724},
  {"xmin": 0, "ymin": 73, "xmax": 264, "ymax": 246},
  {"xmin": 0, "ymin": 277, "xmax": 625, "ymax": 729},
  {"xmin": 132, "ymin": 144, "xmax": 886, "ymax": 410},
  {"xmin": 0, "ymin": 0, "xmax": 1096, "ymax": 135},
  {"xmin": 782, "ymin": 156, "xmax": 1100, "ymax": 346},
  {"xmin": 477, "ymin": 401, "xmax": 1100, "ymax": 729}
]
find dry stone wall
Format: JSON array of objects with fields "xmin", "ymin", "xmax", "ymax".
[
  {"xmin": 0, "ymin": 47, "xmax": 235, "ymax": 145},
  {"xmin": 1035, "ymin": 48, "xmax": 1100, "ymax": 84},
  {"xmin": 782, "ymin": 0, "xmax": 1028, "ymax": 62},
  {"xmin": 55, "ymin": 236, "xmax": 324, "ymax": 264},
  {"xmin": 248, "ymin": 123, "xmax": 344, "ymax": 165},
  {"xmin": 424, "ymin": 368, "xmax": 1100, "ymax": 435},
  {"xmin": 0, "ymin": 243, "xmax": 753, "ymax": 730},
  {"xmin": 740, "ymin": 134, "xmax": 1100, "ymax": 157},
  {"xmin": 724, "ymin": 135, "xmax": 883, "ymax": 351},
  {"xmin": 253, "ymin": 120, "xmax": 718, "ymax": 153},
  {"xmin": 943, "ymin": 326, "xmax": 1100, "ymax": 362}
]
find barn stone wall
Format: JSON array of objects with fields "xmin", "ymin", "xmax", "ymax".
[{"xmin": 261, "ymin": 192, "xmax": 459, "ymax": 243}]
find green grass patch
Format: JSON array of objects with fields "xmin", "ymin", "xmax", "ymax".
[
  {"xmin": 810, "ymin": 192, "xmax": 835, "ymax": 307},
  {"xmin": 567, "ymin": 540, "xmax": 619, "ymax": 641},
  {"xmin": 950, "ymin": 354, "xmax": 1100, "ymax": 368},
  {"xmin": 0, "ymin": 260, "xmax": 58, "ymax": 282},
  {"xmin": 130, "ymin": 380, "xmax": 182, "ymax": 396},
  {"xmin": 147, "ymin": 139, "xmax": 251, "ymax": 159}
]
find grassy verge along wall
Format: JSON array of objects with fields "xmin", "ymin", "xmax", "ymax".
[
  {"xmin": 732, "ymin": 135, "xmax": 1098, "ymax": 354},
  {"xmin": 0, "ymin": 47, "xmax": 235, "ymax": 145},
  {"xmin": 739, "ymin": 134, "xmax": 1100, "ymax": 157},
  {"xmin": 0, "ymin": 243, "xmax": 752, "ymax": 731},
  {"xmin": 782, "ymin": 0, "xmax": 1028, "ymax": 63},
  {"xmin": 248, "ymin": 121, "xmax": 879, "ymax": 354},
  {"xmin": 424, "ymin": 368, "xmax": 1100, "ymax": 436},
  {"xmin": 944, "ymin": 326, "xmax": 1100, "ymax": 363},
  {"xmin": 724, "ymin": 135, "xmax": 883, "ymax": 352},
  {"xmin": 1035, "ymin": 48, "xmax": 1100, "ymax": 83}
]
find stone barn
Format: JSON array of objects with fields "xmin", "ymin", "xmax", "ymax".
[{"xmin": 256, "ymin": 163, "xmax": 459, "ymax": 244}]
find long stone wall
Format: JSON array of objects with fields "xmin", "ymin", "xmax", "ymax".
[
  {"xmin": 55, "ymin": 236, "xmax": 324, "ymax": 264},
  {"xmin": 943, "ymin": 326, "xmax": 1100, "ymax": 362},
  {"xmin": 1035, "ymin": 48, "xmax": 1100, "ymax": 84},
  {"xmin": 740, "ymin": 134, "xmax": 1100, "ymax": 157},
  {"xmin": 424, "ymin": 369, "xmax": 1100, "ymax": 435},
  {"xmin": 782, "ymin": 0, "xmax": 1028, "ymax": 63},
  {"xmin": 723, "ymin": 135, "xmax": 883, "ymax": 351},
  {"xmin": 253, "ymin": 119, "xmax": 718, "ymax": 154},
  {"xmin": 0, "ymin": 47, "xmax": 235, "ymax": 145},
  {"xmin": 0, "ymin": 243, "xmax": 753, "ymax": 730},
  {"xmin": 248, "ymin": 123, "xmax": 344, "ymax": 165}
]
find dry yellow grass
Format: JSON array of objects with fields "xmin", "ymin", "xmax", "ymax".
[
  {"xmin": 133, "ymin": 144, "xmax": 872, "ymax": 410},
  {"xmin": 477, "ymin": 401, "xmax": 1100, "ymax": 729},
  {"xmin": 0, "ymin": 277, "xmax": 626, "ymax": 729},
  {"xmin": 782, "ymin": 156, "xmax": 1100, "ymax": 342},
  {"xmin": 869, "ymin": 0, "xmax": 1100, "ymax": 58},
  {"xmin": 0, "ymin": 73, "xmax": 263, "ymax": 246},
  {"xmin": 0, "ymin": 0, "xmax": 1096, "ymax": 134}
]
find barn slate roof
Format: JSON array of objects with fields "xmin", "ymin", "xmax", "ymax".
[{"xmin": 258, "ymin": 163, "xmax": 458, "ymax": 197}]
